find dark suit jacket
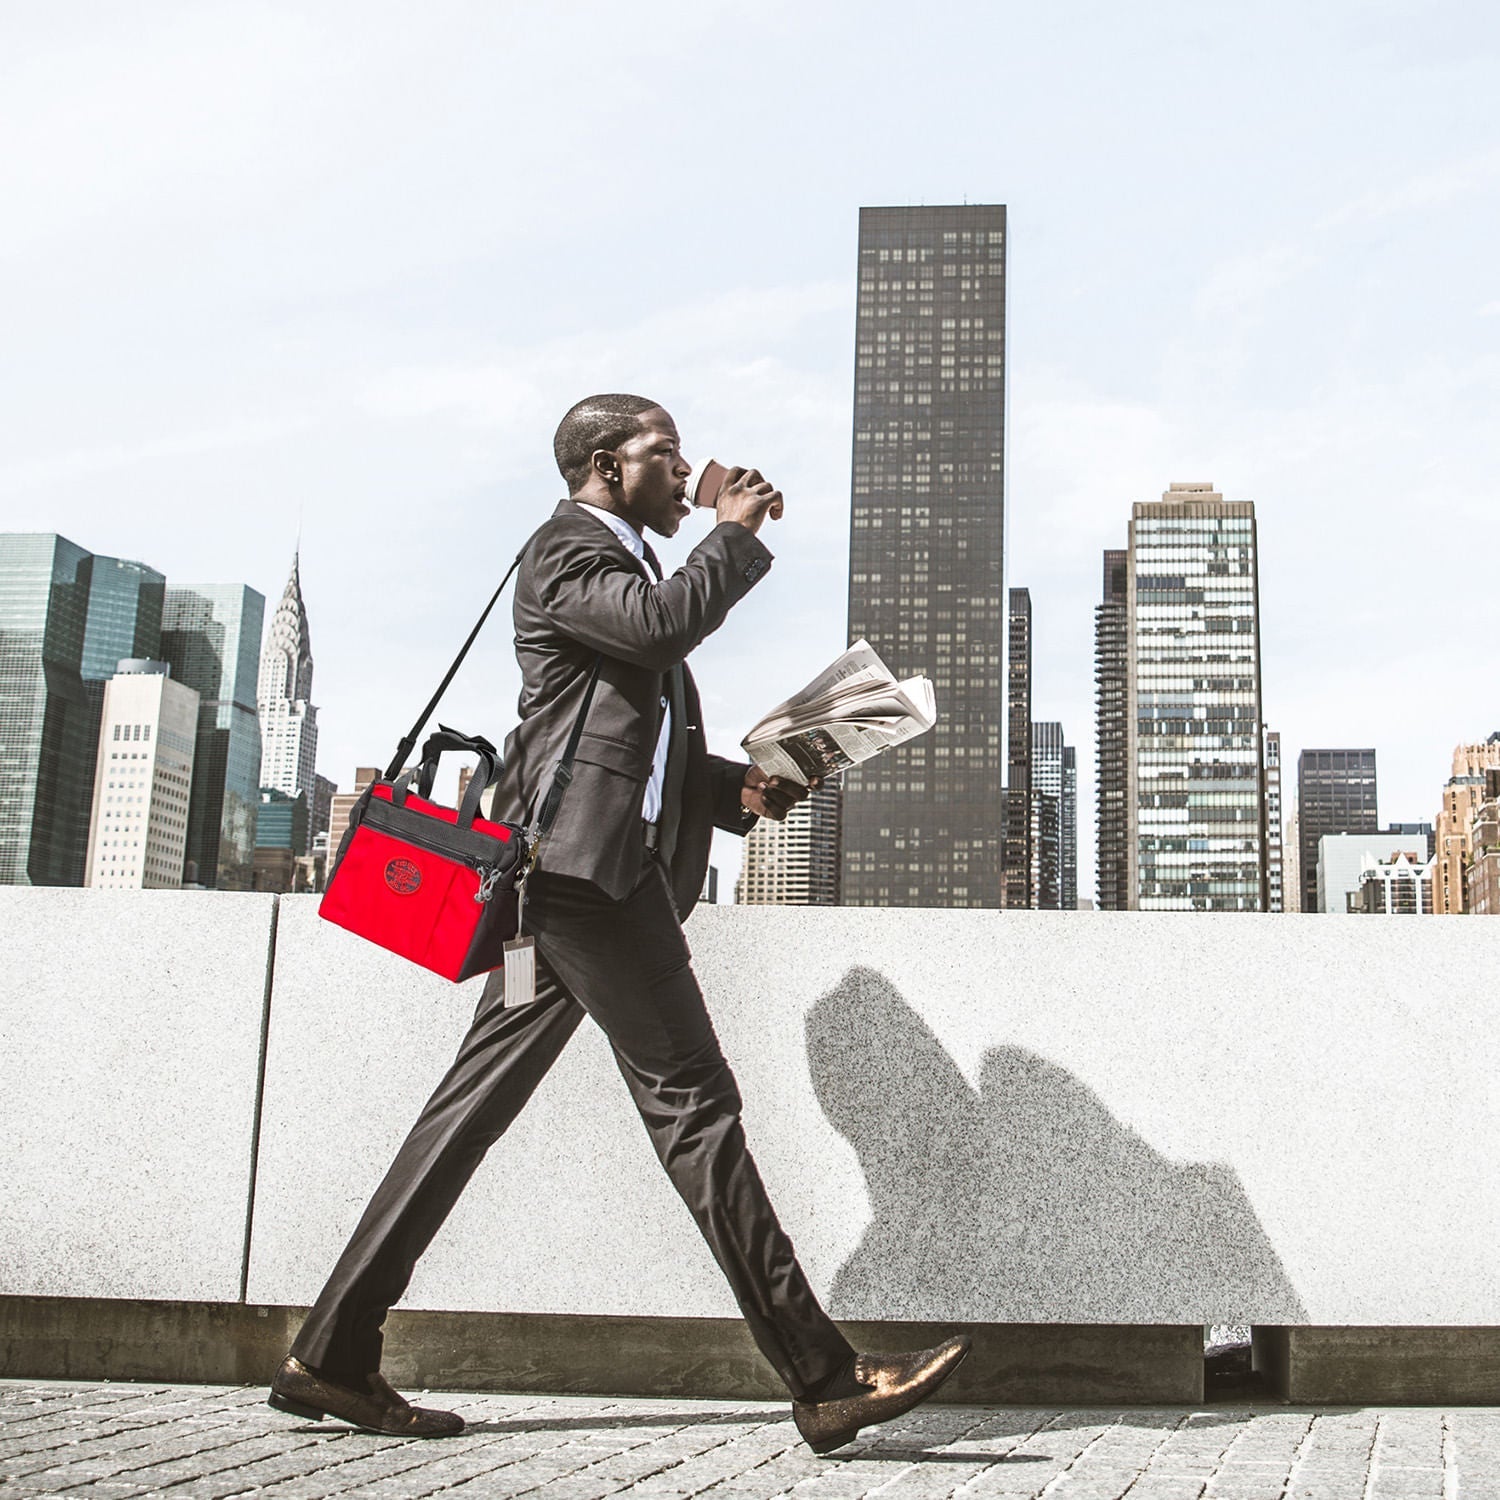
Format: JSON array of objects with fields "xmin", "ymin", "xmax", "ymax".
[{"xmin": 492, "ymin": 500, "xmax": 774, "ymax": 916}]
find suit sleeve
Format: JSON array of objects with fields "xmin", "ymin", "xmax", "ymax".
[
  {"xmin": 531, "ymin": 520, "xmax": 772, "ymax": 673},
  {"xmin": 708, "ymin": 755, "xmax": 759, "ymax": 835}
]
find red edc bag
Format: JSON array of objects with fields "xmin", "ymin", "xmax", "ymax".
[
  {"xmin": 319, "ymin": 728, "xmax": 526, "ymax": 982},
  {"xmin": 318, "ymin": 548, "xmax": 599, "ymax": 982}
]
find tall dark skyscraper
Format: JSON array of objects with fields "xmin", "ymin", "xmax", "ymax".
[
  {"xmin": 1094, "ymin": 549, "xmax": 1129, "ymax": 909},
  {"xmin": 1001, "ymin": 586, "xmax": 1032, "ymax": 908},
  {"xmin": 841, "ymin": 204, "xmax": 1007, "ymax": 908},
  {"xmin": 162, "ymin": 584, "xmax": 265, "ymax": 890},
  {"xmin": 1296, "ymin": 749, "xmax": 1377, "ymax": 913}
]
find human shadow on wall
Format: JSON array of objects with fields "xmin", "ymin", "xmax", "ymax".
[{"xmin": 806, "ymin": 968, "xmax": 1306, "ymax": 1324}]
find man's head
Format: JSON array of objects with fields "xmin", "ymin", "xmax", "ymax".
[{"xmin": 554, "ymin": 393, "xmax": 693, "ymax": 539}]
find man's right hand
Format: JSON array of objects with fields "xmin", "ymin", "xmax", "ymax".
[{"xmin": 715, "ymin": 467, "xmax": 784, "ymax": 535}]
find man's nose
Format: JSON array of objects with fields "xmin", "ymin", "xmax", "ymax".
[{"xmin": 674, "ymin": 454, "xmax": 692, "ymax": 477}]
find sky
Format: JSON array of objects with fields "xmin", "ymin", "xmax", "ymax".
[{"xmin": 4, "ymin": 0, "xmax": 1498, "ymax": 900}]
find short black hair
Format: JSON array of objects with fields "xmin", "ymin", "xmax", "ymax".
[{"xmin": 553, "ymin": 393, "xmax": 662, "ymax": 492}]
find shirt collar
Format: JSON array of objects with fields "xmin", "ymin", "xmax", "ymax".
[{"xmin": 575, "ymin": 501, "xmax": 645, "ymax": 562}]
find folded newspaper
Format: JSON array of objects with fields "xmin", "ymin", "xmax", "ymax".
[{"xmin": 741, "ymin": 639, "xmax": 938, "ymax": 786}]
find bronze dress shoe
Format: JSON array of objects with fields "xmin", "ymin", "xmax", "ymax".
[
  {"xmin": 792, "ymin": 1335, "xmax": 971, "ymax": 1454},
  {"xmin": 267, "ymin": 1356, "xmax": 464, "ymax": 1437}
]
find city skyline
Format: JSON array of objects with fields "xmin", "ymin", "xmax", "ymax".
[
  {"xmin": 4, "ymin": 5, "xmax": 1497, "ymax": 899},
  {"xmin": 0, "ymin": 527, "xmax": 336, "ymax": 893}
]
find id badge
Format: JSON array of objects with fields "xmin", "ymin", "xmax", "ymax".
[{"xmin": 502, "ymin": 936, "xmax": 537, "ymax": 1008}]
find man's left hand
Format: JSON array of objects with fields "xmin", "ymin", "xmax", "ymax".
[{"xmin": 741, "ymin": 766, "xmax": 814, "ymax": 821}]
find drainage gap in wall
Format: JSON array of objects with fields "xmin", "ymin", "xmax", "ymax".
[{"xmin": 1204, "ymin": 1323, "xmax": 1264, "ymax": 1400}]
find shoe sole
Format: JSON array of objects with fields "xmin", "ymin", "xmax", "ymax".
[
  {"xmin": 807, "ymin": 1341, "xmax": 973, "ymax": 1455},
  {"xmin": 267, "ymin": 1389, "xmax": 464, "ymax": 1438},
  {"xmin": 268, "ymin": 1391, "xmax": 327, "ymax": 1421}
]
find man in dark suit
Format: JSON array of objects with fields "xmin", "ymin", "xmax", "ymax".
[{"xmin": 269, "ymin": 394, "xmax": 968, "ymax": 1453}]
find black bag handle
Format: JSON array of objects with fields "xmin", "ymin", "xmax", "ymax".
[
  {"xmin": 390, "ymin": 725, "xmax": 501, "ymax": 829},
  {"xmin": 418, "ymin": 726, "xmax": 498, "ymax": 801}
]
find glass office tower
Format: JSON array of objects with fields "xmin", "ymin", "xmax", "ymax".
[
  {"xmin": 161, "ymin": 584, "xmax": 265, "ymax": 889},
  {"xmin": 0, "ymin": 535, "xmax": 96, "ymax": 885},
  {"xmin": 1127, "ymin": 484, "xmax": 1267, "ymax": 911},
  {"xmin": 81, "ymin": 557, "xmax": 165, "ymax": 683},
  {"xmin": 842, "ymin": 203, "xmax": 1007, "ymax": 907},
  {"xmin": 75, "ymin": 556, "xmax": 166, "ymax": 875}
]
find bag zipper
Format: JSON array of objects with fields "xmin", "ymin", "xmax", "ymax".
[{"xmin": 367, "ymin": 819, "xmax": 521, "ymax": 904}]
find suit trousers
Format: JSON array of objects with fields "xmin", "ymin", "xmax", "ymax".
[{"xmin": 289, "ymin": 847, "xmax": 853, "ymax": 1401}]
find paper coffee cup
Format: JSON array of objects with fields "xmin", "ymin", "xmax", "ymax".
[{"xmin": 686, "ymin": 458, "xmax": 730, "ymax": 508}]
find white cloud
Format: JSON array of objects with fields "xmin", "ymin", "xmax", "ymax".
[
  {"xmin": 1314, "ymin": 145, "xmax": 1500, "ymax": 233},
  {"xmin": 0, "ymin": 416, "xmax": 317, "ymax": 490},
  {"xmin": 1192, "ymin": 243, "xmax": 1321, "ymax": 323}
]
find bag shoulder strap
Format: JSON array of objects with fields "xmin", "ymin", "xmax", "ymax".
[
  {"xmin": 527, "ymin": 656, "xmax": 602, "ymax": 848},
  {"xmin": 384, "ymin": 549, "xmax": 526, "ymax": 781},
  {"xmin": 383, "ymin": 528, "xmax": 605, "ymax": 845}
]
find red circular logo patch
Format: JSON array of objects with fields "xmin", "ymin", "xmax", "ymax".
[{"xmin": 384, "ymin": 857, "xmax": 422, "ymax": 895}]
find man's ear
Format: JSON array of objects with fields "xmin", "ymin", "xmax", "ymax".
[{"xmin": 591, "ymin": 447, "xmax": 622, "ymax": 486}]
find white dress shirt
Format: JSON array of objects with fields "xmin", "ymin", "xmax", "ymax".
[{"xmin": 574, "ymin": 502, "xmax": 671, "ymax": 824}]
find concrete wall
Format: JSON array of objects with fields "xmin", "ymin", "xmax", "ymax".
[
  {"xmin": 4, "ymin": 891, "xmax": 1499, "ymax": 1331},
  {"xmin": 0, "ymin": 890, "xmax": 274, "ymax": 1302}
]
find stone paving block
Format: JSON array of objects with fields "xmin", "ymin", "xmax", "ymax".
[
  {"xmin": 1283, "ymin": 1482, "xmax": 1371, "ymax": 1500},
  {"xmin": 953, "ymin": 1474, "xmax": 1051, "ymax": 1497},
  {"xmin": 1200, "ymin": 1477, "xmax": 1287, "ymax": 1499}
]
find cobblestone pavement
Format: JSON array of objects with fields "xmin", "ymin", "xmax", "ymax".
[{"xmin": 3, "ymin": 1380, "xmax": 1499, "ymax": 1499}]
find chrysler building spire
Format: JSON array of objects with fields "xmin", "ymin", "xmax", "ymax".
[
  {"xmin": 258, "ymin": 550, "xmax": 314, "ymax": 706},
  {"xmin": 257, "ymin": 550, "xmax": 319, "ymax": 803}
]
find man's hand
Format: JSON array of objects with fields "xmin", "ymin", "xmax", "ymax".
[
  {"xmin": 740, "ymin": 765, "xmax": 814, "ymax": 821},
  {"xmin": 716, "ymin": 466, "xmax": 784, "ymax": 535}
]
